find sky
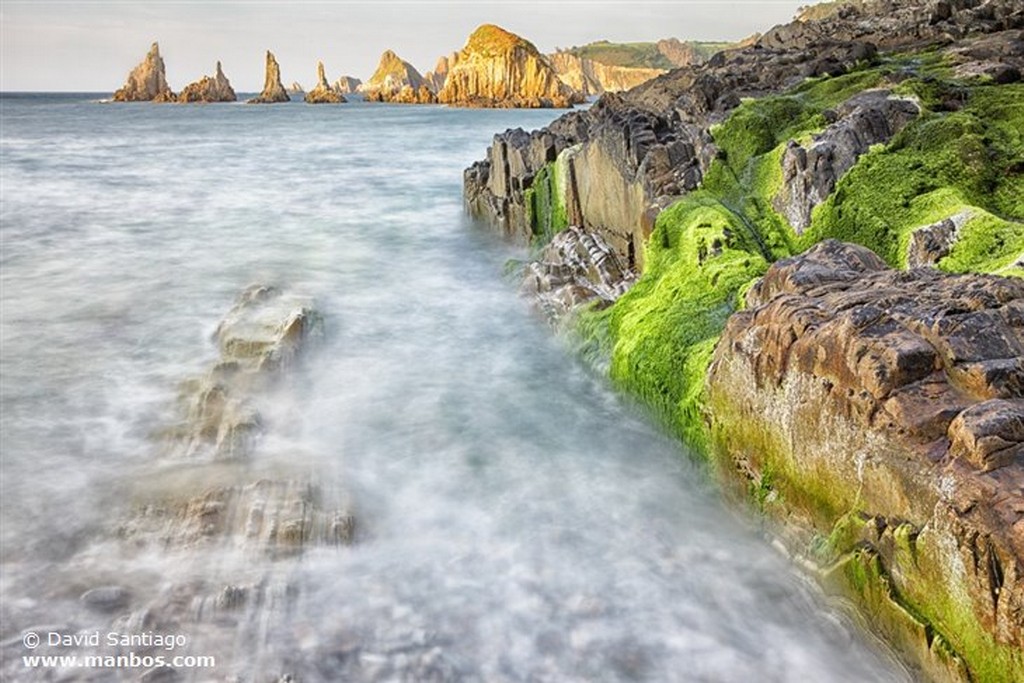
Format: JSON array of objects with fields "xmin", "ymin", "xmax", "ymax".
[{"xmin": 1, "ymin": 1, "xmax": 809, "ymax": 92}]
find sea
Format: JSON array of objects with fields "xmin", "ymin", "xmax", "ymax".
[{"xmin": 0, "ymin": 93, "xmax": 909, "ymax": 682}]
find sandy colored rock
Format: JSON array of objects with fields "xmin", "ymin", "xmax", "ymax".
[
  {"xmin": 548, "ymin": 52, "xmax": 664, "ymax": 96},
  {"xmin": 248, "ymin": 51, "xmax": 290, "ymax": 104},
  {"xmin": 305, "ymin": 61, "xmax": 346, "ymax": 104},
  {"xmin": 178, "ymin": 61, "xmax": 236, "ymax": 103},
  {"xmin": 333, "ymin": 75, "xmax": 362, "ymax": 93},
  {"xmin": 112, "ymin": 42, "xmax": 176, "ymax": 102},
  {"xmin": 438, "ymin": 24, "xmax": 584, "ymax": 108},
  {"xmin": 361, "ymin": 49, "xmax": 435, "ymax": 103}
]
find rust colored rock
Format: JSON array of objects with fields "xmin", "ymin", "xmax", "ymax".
[
  {"xmin": 708, "ymin": 240, "xmax": 1024, "ymax": 680},
  {"xmin": 305, "ymin": 61, "xmax": 346, "ymax": 104},
  {"xmin": 178, "ymin": 61, "xmax": 236, "ymax": 103},
  {"xmin": 248, "ymin": 50, "xmax": 290, "ymax": 104},
  {"xmin": 360, "ymin": 49, "xmax": 435, "ymax": 104}
]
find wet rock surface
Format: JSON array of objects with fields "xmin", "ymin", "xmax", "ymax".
[
  {"xmin": 708, "ymin": 240, "xmax": 1024, "ymax": 679},
  {"xmin": 519, "ymin": 226, "xmax": 637, "ymax": 322}
]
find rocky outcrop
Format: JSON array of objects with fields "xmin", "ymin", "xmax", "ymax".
[
  {"xmin": 177, "ymin": 61, "xmax": 236, "ymax": 103},
  {"xmin": 288, "ymin": 81, "xmax": 304, "ymax": 95},
  {"xmin": 305, "ymin": 61, "xmax": 346, "ymax": 104},
  {"xmin": 774, "ymin": 90, "xmax": 920, "ymax": 233},
  {"xmin": 361, "ymin": 49, "xmax": 436, "ymax": 104},
  {"xmin": 519, "ymin": 226, "xmax": 637, "ymax": 322},
  {"xmin": 163, "ymin": 285, "xmax": 323, "ymax": 461},
  {"xmin": 907, "ymin": 210, "xmax": 975, "ymax": 268},
  {"xmin": 333, "ymin": 75, "xmax": 362, "ymax": 93},
  {"xmin": 248, "ymin": 51, "xmax": 290, "ymax": 104},
  {"xmin": 112, "ymin": 42, "xmax": 176, "ymax": 102},
  {"xmin": 466, "ymin": 0, "xmax": 1023, "ymax": 272},
  {"xmin": 548, "ymin": 52, "xmax": 664, "ymax": 96},
  {"xmin": 438, "ymin": 24, "xmax": 584, "ymax": 109},
  {"xmin": 707, "ymin": 240, "xmax": 1024, "ymax": 681}
]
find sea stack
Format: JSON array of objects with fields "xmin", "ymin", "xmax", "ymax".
[
  {"xmin": 305, "ymin": 61, "xmax": 345, "ymax": 104},
  {"xmin": 178, "ymin": 61, "xmax": 237, "ymax": 103},
  {"xmin": 437, "ymin": 24, "xmax": 583, "ymax": 108},
  {"xmin": 334, "ymin": 76, "xmax": 362, "ymax": 94},
  {"xmin": 360, "ymin": 50, "xmax": 436, "ymax": 104},
  {"xmin": 247, "ymin": 51, "xmax": 290, "ymax": 104},
  {"xmin": 112, "ymin": 42, "xmax": 176, "ymax": 102}
]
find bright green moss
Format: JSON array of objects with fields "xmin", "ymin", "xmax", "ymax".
[
  {"xmin": 804, "ymin": 83, "xmax": 1024, "ymax": 271},
  {"xmin": 527, "ymin": 162, "xmax": 568, "ymax": 244}
]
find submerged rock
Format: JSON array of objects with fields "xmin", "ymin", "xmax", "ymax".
[
  {"xmin": 164, "ymin": 285, "xmax": 323, "ymax": 461},
  {"xmin": 438, "ymin": 24, "xmax": 583, "ymax": 108},
  {"xmin": 177, "ymin": 61, "xmax": 236, "ymax": 103},
  {"xmin": 248, "ymin": 51, "xmax": 290, "ymax": 104},
  {"xmin": 112, "ymin": 42, "xmax": 176, "ymax": 102},
  {"xmin": 708, "ymin": 240, "xmax": 1024, "ymax": 681},
  {"xmin": 361, "ymin": 50, "xmax": 435, "ymax": 104},
  {"xmin": 305, "ymin": 61, "xmax": 346, "ymax": 104}
]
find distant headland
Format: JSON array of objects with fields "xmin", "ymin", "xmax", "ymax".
[{"xmin": 109, "ymin": 24, "xmax": 748, "ymax": 108}]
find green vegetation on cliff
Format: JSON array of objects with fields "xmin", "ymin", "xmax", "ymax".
[
  {"xmin": 574, "ymin": 54, "xmax": 1023, "ymax": 449},
  {"xmin": 563, "ymin": 39, "xmax": 734, "ymax": 70}
]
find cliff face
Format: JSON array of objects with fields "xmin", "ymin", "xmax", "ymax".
[
  {"xmin": 248, "ymin": 51, "xmax": 290, "ymax": 104},
  {"xmin": 113, "ymin": 42, "xmax": 176, "ymax": 102},
  {"xmin": 305, "ymin": 61, "xmax": 346, "ymax": 104},
  {"xmin": 178, "ymin": 61, "xmax": 236, "ymax": 103},
  {"xmin": 466, "ymin": 1, "xmax": 1024, "ymax": 679},
  {"xmin": 438, "ymin": 24, "xmax": 584, "ymax": 109},
  {"xmin": 361, "ymin": 49, "xmax": 436, "ymax": 104},
  {"xmin": 547, "ymin": 52, "xmax": 664, "ymax": 96},
  {"xmin": 708, "ymin": 241, "xmax": 1024, "ymax": 681}
]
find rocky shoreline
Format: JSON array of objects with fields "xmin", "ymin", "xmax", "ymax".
[{"xmin": 465, "ymin": 1, "xmax": 1024, "ymax": 680}]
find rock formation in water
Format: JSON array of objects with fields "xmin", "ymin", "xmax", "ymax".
[
  {"xmin": 248, "ymin": 50, "xmax": 290, "ymax": 104},
  {"xmin": 437, "ymin": 24, "xmax": 584, "ymax": 109},
  {"xmin": 177, "ymin": 61, "xmax": 237, "ymax": 103},
  {"xmin": 465, "ymin": 1, "xmax": 1024, "ymax": 679},
  {"xmin": 334, "ymin": 75, "xmax": 362, "ymax": 94},
  {"xmin": 288, "ymin": 81, "xmax": 305, "ymax": 95},
  {"xmin": 305, "ymin": 61, "xmax": 346, "ymax": 104},
  {"xmin": 112, "ymin": 42, "xmax": 176, "ymax": 102},
  {"xmin": 361, "ymin": 49, "xmax": 436, "ymax": 104},
  {"xmin": 548, "ymin": 52, "xmax": 664, "ymax": 96}
]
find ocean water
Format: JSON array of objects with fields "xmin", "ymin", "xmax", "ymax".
[{"xmin": 0, "ymin": 93, "xmax": 908, "ymax": 682}]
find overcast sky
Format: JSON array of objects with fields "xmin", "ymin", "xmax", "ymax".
[{"xmin": 1, "ymin": 1, "xmax": 808, "ymax": 92}]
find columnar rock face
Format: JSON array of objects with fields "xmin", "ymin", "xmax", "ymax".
[
  {"xmin": 438, "ymin": 24, "xmax": 584, "ymax": 109},
  {"xmin": 708, "ymin": 241, "xmax": 1024, "ymax": 681},
  {"xmin": 548, "ymin": 52, "xmax": 665, "ymax": 96},
  {"xmin": 424, "ymin": 53, "xmax": 457, "ymax": 92},
  {"xmin": 305, "ymin": 61, "xmax": 346, "ymax": 104},
  {"xmin": 774, "ymin": 90, "xmax": 920, "ymax": 232},
  {"xmin": 178, "ymin": 61, "xmax": 237, "ymax": 103},
  {"xmin": 333, "ymin": 75, "xmax": 362, "ymax": 93},
  {"xmin": 247, "ymin": 51, "xmax": 290, "ymax": 104},
  {"xmin": 361, "ymin": 49, "xmax": 436, "ymax": 104},
  {"xmin": 112, "ymin": 42, "xmax": 176, "ymax": 102}
]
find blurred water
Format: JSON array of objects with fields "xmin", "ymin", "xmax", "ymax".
[{"xmin": 0, "ymin": 94, "xmax": 908, "ymax": 682}]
